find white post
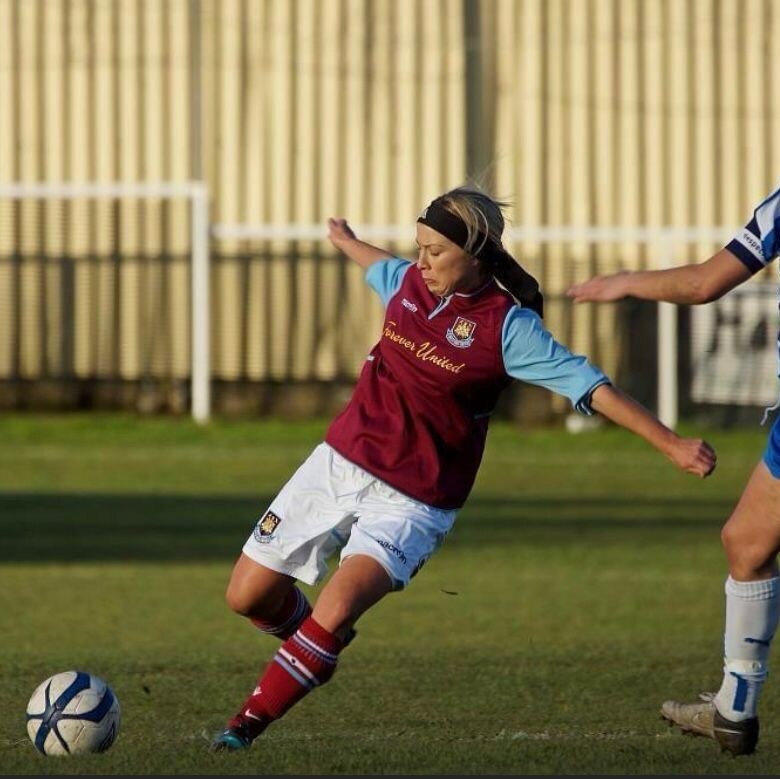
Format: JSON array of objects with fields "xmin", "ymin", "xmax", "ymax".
[
  {"xmin": 190, "ymin": 184, "xmax": 210, "ymax": 423},
  {"xmin": 657, "ymin": 236, "xmax": 678, "ymax": 429}
]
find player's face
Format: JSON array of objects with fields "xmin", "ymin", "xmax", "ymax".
[{"xmin": 415, "ymin": 224, "xmax": 486, "ymax": 297}]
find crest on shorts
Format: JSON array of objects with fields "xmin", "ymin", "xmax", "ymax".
[
  {"xmin": 446, "ymin": 316, "xmax": 477, "ymax": 348},
  {"xmin": 253, "ymin": 510, "xmax": 281, "ymax": 543}
]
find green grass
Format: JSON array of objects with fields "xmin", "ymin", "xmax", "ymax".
[{"xmin": 0, "ymin": 412, "xmax": 776, "ymax": 774}]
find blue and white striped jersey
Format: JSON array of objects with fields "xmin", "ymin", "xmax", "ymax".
[
  {"xmin": 726, "ymin": 182, "xmax": 780, "ymax": 414},
  {"xmin": 726, "ymin": 182, "xmax": 780, "ymax": 273}
]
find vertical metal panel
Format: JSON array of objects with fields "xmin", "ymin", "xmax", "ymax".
[
  {"xmin": 67, "ymin": 0, "xmax": 93, "ymax": 378},
  {"xmin": 772, "ymin": 2, "xmax": 780, "ymax": 182},
  {"xmin": 0, "ymin": 0, "xmax": 14, "ymax": 188},
  {"xmin": 502, "ymin": 0, "xmax": 537, "ymax": 256},
  {"xmin": 616, "ymin": 0, "xmax": 640, "ymax": 266},
  {"xmin": 368, "ymin": 0, "xmax": 393, "ymax": 229},
  {"xmin": 215, "ymin": 0, "xmax": 242, "ymax": 380},
  {"xmin": 117, "ymin": 0, "xmax": 141, "ymax": 378},
  {"xmin": 94, "ymin": 0, "xmax": 117, "ymax": 376},
  {"xmin": 313, "ymin": 0, "xmax": 342, "ymax": 381},
  {"xmin": 342, "ymin": 0, "xmax": 372, "ymax": 376},
  {"xmin": 540, "ymin": 0, "xmax": 566, "ymax": 414},
  {"xmin": 420, "ymin": 1, "xmax": 443, "ymax": 196},
  {"xmin": 288, "ymin": 0, "xmax": 316, "ymax": 381},
  {"xmin": 393, "ymin": 0, "xmax": 419, "ymax": 220},
  {"xmin": 0, "ymin": 2, "xmax": 16, "ymax": 378},
  {"xmin": 41, "ymin": 2, "xmax": 66, "ymax": 376},
  {"xmin": 642, "ymin": 0, "xmax": 664, "ymax": 231},
  {"xmin": 17, "ymin": 1, "xmax": 41, "ymax": 378},
  {"xmin": 443, "ymin": 0, "xmax": 465, "ymax": 190},
  {"xmin": 717, "ymin": 0, "xmax": 741, "ymax": 223},
  {"xmin": 743, "ymin": 0, "xmax": 767, "ymax": 217},
  {"xmin": 167, "ymin": 0, "xmax": 192, "ymax": 378},
  {"xmin": 243, "ymin": 0, "xmax": 269, "ymax": 381},
  {"xmin": 589, "ymin": 0, "xmax": 618, "ymax": 374},
  {"xmin": 267, "ymin": 0, "xmax": 294, "ymax": 381},
  {"xmin": 365, "ymin": 0, "xmax": 395, "ymax": 346},
  {"xmin": 566, "ymin": 0, "xmax": 591, "ymax": 357},
  {"xmin": 691, "ymin": 0, "xmax": 717, "ymax": 258},
  {"xmin": 492, "ymin": 0, "xmax": 511, "ymax": 203},
  {"xmin": 141, "ymin": 0, "xmax": 166, "ymax": 378}
]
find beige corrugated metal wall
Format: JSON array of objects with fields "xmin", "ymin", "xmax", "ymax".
[{"xmin": 0, "ymin": 0, "xmax": 778, "ymax": 403}]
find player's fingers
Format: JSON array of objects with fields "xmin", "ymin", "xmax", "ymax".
[{"xmin": 695, "ymin": 450, "xmax": 716, "ymax": 477}]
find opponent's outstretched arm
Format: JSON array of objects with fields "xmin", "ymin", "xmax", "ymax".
[
  {"xmin": 590, "ymin": 384, "xmax": 716, "ymax": 478},
  {"xmin": 566, "ymin": 248, "xmax": 752, "ymax": 305},
  {"xmin": 327, "ymin": 218, "xmax": 391, "ymax": 268}
]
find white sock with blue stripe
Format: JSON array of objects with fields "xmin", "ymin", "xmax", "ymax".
[{"xmin": 714, "ymin": 575, "xmax": 780, "ymax": 721}]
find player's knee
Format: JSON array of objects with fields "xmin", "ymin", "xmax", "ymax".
[
  {"xmin": 224, "ymin": 582, "xmax": 279, "ymax": 619},
  {"xmin": 224, "ymin": 583, "xmax": 252, "ymax": 616},
  {"xmin": 721, "ymin": 523, "xmax": 773, "ymax": 578}
]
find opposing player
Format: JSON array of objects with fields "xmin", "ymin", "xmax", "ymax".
[
  {"xmin": 567, "ymin": 181, "xmax": 780, "ymax": 755},
  {"xmin": 210, "ymin": 186, "xmax": 716, "ymax": 752}
]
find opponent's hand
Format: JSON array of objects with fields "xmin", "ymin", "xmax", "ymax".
[
  {"xmin": 566, "ymin": 271, "xmax": 630, "ymax": 303},
  {"xmin": 327, "ymin": 217, "xmax": 357, "ymax": 250},
  {"xmin": 665, "ymin": 436, "xmax": 717, "ymax": 478}
]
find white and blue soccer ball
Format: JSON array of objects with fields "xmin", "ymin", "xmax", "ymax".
[{"xmin": 26, "ymin": 670, "xmax": 121, "ymax": 756}]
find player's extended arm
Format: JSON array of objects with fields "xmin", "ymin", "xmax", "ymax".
[
  {"xmin": 589, "ymin": 384, "xmax": 716, "ymax": 478},
  {"xmin": 566, "ymin": 248, "xmax": 752, "ymax": 305},
  {"xmin": 327, "ymin": 217, "xmax": 392, "ymax": 269}
]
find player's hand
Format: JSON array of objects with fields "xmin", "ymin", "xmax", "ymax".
[
  {"xmin": 666, "ymin": 436, "xmax": 717, "ymax": 478},
  {"xmin": 566, "ymin": 271, "xmax": 630, "ymax": 303},
  {"xmin": 327, "ymin": 217, "xmax": 357, "ymax": 250}
]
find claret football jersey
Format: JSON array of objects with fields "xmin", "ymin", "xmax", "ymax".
[{"xmin": 325, "ymin": 258, "xmax": 609, "ymax": 509}]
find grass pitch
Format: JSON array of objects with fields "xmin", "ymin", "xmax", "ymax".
[{"xmin": 0, "ymin": 413, "xmax": 777, "ymax": 774}]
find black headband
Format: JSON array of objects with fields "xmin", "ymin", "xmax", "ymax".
[
  {"xmin": 417, "ymin": 198, "xmax": 508, "ymax": 266},
  {"xmin": 417, "ymin": 197, "xmax": 544, "ymax": 317}
]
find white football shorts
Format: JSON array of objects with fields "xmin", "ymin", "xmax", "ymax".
[{"xmin": 242, "ymin": 442, "xmax": 457, "ymax": 590}]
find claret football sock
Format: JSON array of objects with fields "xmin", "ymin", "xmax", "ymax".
[
  {"xmin": 237, "ymin": 616, "xmax": 343, "ymax": 732},
  {"xmin": 714, "ymin": 575, "xmax": 780, "ymax": 722},
  {"xmin": 250, "ymin": 585, "xmax": 312, "ymax": 640}
]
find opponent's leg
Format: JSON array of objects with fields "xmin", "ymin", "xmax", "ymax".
[
  {"xmin": 212, "ymin": 555, "xmax": 393, "ymax": 751},
  {"xmin": 662, "ymin": 461, "xmax": 780, "ymax": 755}
]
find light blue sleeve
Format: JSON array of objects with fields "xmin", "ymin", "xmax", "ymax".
[
  {"xmin": 364, "ymin": 257, "xmax": 412, "ymax": 306},
  {"xmin": 502, "ymin": 306, "xmax": 611, "ymax": 415}
]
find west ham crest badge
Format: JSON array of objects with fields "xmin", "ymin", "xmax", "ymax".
[
  {"xmin": 446, "ymin": 316, "xmax": 477, "ymax": 349},
  {"xmin": 253, "ymin": 510, "xmax": 282, "ymax": 543}
]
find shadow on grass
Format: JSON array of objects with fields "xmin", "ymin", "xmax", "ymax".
[{"xmin": 0, "ymin": 492, "xmax": 732, "ymax": 563}]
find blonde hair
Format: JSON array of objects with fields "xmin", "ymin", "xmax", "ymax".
[{"xmin": 436, "ymin": 186, "xmax": 508, "ymax": 256}]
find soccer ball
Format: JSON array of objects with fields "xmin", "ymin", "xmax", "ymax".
[{"xmin": 26, "ymin": 670, "xmax": 121, "ymax": 756}]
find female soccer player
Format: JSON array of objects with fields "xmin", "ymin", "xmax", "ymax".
[
  {"xmin": 567, "ymin": 180, "xmax": 780, "ymax": 756},
  {"xmin": 210, "ymin": 186, "xmax": 716, "ymax": 751}
]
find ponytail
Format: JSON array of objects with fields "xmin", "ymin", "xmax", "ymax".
[{"xmin": 492, "ymin": 251, "xmax": 544, "ymax": 317}]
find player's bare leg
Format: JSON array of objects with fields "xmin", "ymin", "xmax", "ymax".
[
  {"xmin": 212, "ymin": 555, "xmax": 393, "ymax": 751},
  {"xmin": 310, "ymin": 553, "xmax": 394, "ymax": 640},
  {"xmin": 661, "ymin": 461, "xmax": 780, "ymax": 755},
  {"xmin": 225, "ymin": 554, "xmax": 312, "ymax": 639}
]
